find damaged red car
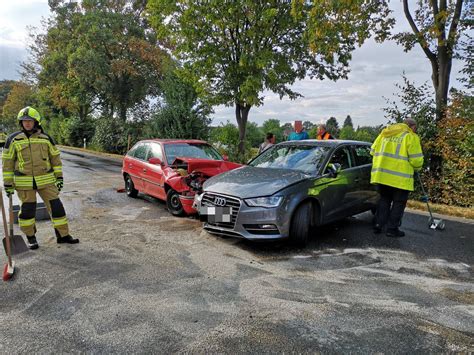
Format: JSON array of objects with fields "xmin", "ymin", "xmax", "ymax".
[{"xmin": 122, "ymin": 139, "xmax": 241, "ymax": 216}]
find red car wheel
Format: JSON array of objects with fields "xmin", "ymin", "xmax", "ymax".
[{"xmin": 167, "ymin": 189, "xmax": 185, "ymax": 216}]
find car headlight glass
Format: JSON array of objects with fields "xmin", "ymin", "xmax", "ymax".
[{"xmin": 244, "ymin": 196, "xmax": 283, "ymax": 208}]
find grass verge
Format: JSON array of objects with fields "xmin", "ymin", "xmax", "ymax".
[{"xmin": 407, "ymin": 200, "xmax": 473, "ymax": 220}]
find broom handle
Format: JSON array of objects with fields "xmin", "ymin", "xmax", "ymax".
[
  {"xmin": 8, "ymin": 195, "xmax": 13, "ymax": 238},
  {"xmin": 0, "ymin": 189, "xmax": 13, "ymax": 267}
]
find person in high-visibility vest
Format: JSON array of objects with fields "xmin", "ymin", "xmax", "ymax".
[
  {"xmin": 316, "ymin": 124, "xmax": 334, "ymax": 140},
  {"xmin": 2, "ymin": 107, "xmax": 79, "ymax": 249},
  {"xmin": 370, "ymin": 118, "xmax": 423, "ymax": 237}
]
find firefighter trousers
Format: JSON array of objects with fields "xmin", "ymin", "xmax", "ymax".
[{"xmin": 17, "ymin": 184, "xmax": 70, "ymax": 238}]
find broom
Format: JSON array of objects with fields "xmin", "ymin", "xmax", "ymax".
[{"xmin": 0, "ymin": 188, "xmax": 15, "ymax": 281}]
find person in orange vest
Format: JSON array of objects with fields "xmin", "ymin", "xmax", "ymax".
[{"xmin": 316, "ymin": 124, "xmax": 334, "ymax": 140}]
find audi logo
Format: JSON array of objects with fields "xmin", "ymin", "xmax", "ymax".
[{"xmin": 213, "ymin": 197, "xmax": 227, "ymax": 206}]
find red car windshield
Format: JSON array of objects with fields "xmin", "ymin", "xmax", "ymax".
[{"xmin": 164, "ymin": 143, "xmax": 223, "ymax": 165}]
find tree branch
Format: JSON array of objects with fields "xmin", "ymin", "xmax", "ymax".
[
  {"xmin": 431, "ymin": 0, "xmax": 439, "ymax": 16},
  {"xmin": 403, "ymin": 0, "xmax": 437, "ymax": 62},
  {"xmin": 447, "ymin": 0, "xmax": 464, "ymax": 47}
]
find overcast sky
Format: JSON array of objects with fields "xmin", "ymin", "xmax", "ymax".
[{"xmin": 0, "ymin": 1, "xmax": 467, "ymax": 128}]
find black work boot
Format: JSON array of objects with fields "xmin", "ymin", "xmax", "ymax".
[
  {"xmin": 386, "ymin": 228, "xmax": 405, "ymax": 238},
  {"xmin": 57, "ymin": 235, "xmax": 80, "ymax": 244},
  {"xmin": 373, "ymin": 224, "xmax": 383, "ymax": 234},
  {"xmin": 26, "ymin": 235, "xmax": 39, "ymax": 250}
]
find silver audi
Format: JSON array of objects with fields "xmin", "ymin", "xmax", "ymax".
[{"xmin": 195, "ymin": 140, "xmax": 378, "ymax": 245}]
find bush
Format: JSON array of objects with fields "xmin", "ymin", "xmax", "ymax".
[{"xmin": 91, "ymin": 116, "xmax": 127, "ymax": 153}]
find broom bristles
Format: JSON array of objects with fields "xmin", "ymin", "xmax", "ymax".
[{"xmin": 3, "ymin": 261, "xmax": 14, "ymax": 281}]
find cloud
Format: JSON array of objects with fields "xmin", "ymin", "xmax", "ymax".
[{"xmin": 0, "ymin": 46, "xmax": 27, "ymax": 80}]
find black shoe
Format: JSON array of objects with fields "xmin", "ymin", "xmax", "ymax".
[
  {"xmin": 386, "ymin": 229, "xmax": 405, "ymax": 238},
  {"xmin": 57, "ymin": 235, "xmax": 79, "ymax": 244},
  {"xmin": 27, "ymin": 235, "xmax": 39, "ymax": 250},
  {"xmin": 373, "ymin": 224, "xmax": 383, "ymax": 234}
]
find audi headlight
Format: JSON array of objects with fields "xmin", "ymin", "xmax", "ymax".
[{"xmin": 244, "ymin": 196, "xmax": 283, "ymax": 208}]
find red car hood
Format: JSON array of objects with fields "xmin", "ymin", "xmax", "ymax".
[{"xmin": 172, "ymin": 157, "xmax": 241, "ymax": 175}]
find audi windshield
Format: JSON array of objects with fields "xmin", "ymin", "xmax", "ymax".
[{"xmin": 249, "ymin": 145, "xmax": 330, "ymax": 174}]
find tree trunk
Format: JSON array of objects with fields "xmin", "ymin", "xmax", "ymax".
[
  {"xmin": 235, "ymin": 102, "xmax": 251, "ymax": 157},
  {"xmin": 434, "ymin": 46, "xmax": 451, "ymax": 122}
]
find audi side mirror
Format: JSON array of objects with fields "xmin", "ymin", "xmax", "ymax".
[
  {"xmin": 222, "ymin": 154, "xmax": 229, "ymax": 161},
  {"xmin": 327, "ymin": 163, "xmax": 341, "ymax": 177},
  {"xmin": 148, "ymin": 157, "xmax": 162, "ymax": 165}
]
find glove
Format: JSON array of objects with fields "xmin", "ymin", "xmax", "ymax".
[
  {"xmin": 55, "ymin": 177, "xmax": 64, "ymax": 192},
  {"xmin": 4, "ymin": 185, "xmax": 14, "ymax": 197}
]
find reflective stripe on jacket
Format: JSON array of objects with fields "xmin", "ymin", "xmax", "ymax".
[
  {"xmin": 2, "ymin": 131, "xmax": 62, "ymax": 190},
  {"xmin": 370, "ymin": 123, "xmax": 423, "ymax": 191}
]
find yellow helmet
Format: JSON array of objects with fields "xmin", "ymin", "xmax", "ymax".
[{"xmin": 17, "ymin": 106, "xmax": 42, "ymax": 125}]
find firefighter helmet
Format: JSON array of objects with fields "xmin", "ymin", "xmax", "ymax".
[{"xmin": 17, "ymin": 106, "xmax": 42, "ymax": 125}]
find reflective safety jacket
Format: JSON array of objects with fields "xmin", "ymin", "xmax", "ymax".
[
  {"xmin": 370, "ymin": 123, "xmax": 423, "ymax": 191},
  {"xmin": 317, "ymin": 131, "xmax": 333, "ymax": 140},
  {"xmin": 2, "ymin": 131, "xmax": 62, "ymax": 190}
]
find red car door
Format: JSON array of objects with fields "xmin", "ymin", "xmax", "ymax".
[
  {"xmin": 143, "ymin": 143, "xmax": 166, "ymax": 200},
  {"xmin": 127, "ymin": 142, "xmax": 149, "ymax": 191}
]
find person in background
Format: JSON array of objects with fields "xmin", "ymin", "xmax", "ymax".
[
  {"xmin": 2, "ymin": 106, "xmax": 79, "ymax": 249},
  {"xmin": 288, "ymin": 120, "xmax": 309, "ymax": 141},
  {"xmin": 258, "ymin": 132, "xmax": 275, "ymax": 154},
  {"xmin": 370, "ymin": 118, "xmax": 423, "ymax": 237},
  {"xmin": 316, "ymin": 124, "xmax": 334, "ymax": 140}
]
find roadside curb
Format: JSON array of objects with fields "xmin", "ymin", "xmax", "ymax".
[
  {"xmin": 58, "ymin": 145, "xmax": 123, "ymax": 166},
  {"xmin": 405, "ymin": 207, "xmax": 474, "ymax": 225}
]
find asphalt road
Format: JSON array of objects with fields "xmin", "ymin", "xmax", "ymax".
[{"xmin": 0, "ymin": 149, "xmax": 473, "ymax": 353}]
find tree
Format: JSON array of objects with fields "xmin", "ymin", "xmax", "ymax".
[
  {"xmin": 148, "ymin": 0, "xmax": 394, "ymax": 156},
  {"xmin": 1, "ymin": 82, "xmax": 36, "ymax": 131},
  {"xmin": 343, "ymin": 115, "xmax": 353, "ymax": 128},
  {"xmin": 146, "ymin": 66, "xmax": 212, "ymax": 140},
  {"xmin": 27, "ymin": 0, "xmax": 165, "ymax": 124},
  {"xmin": 302, "ymin": 121, "xmax": 315, "ymax": 131},
  {"xmin": 383, "ymin": 74, "xmax": 437, "ymax": 145},
  {"xmin": 339, "ymin": 125, "xmax": 355, "ymax": 140},
  {"xmin": 326, "ymin": 117, "xmax": 340, "ymax": 137},
  {"xmin": 245, "ymin": 122, "xmax": 263, "ymax": 148},
  {"xmin": 262, "ymin": 118, "xmax": 284, "ymax": 143},
  {"xmin": 393, "ymin": 0, "xmax": 472, "ymax": 121},
  {"xmin": 0, "ymin": 80, "xmax": 16, "ymax": 110}
]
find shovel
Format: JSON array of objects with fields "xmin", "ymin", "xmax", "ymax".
[
  {"xmin": 418, "ymin": 174, "xmax": 445, "ymax": 231},
  {"xmin": 2, "ymin": 195, "xmax": 28, "ymax": 255}
]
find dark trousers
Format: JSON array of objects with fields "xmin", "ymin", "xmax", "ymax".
[{"xmin": 375, "ymin": 184, "xmax": 409, "ymax": 231}]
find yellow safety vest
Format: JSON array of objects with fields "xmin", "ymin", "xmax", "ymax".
[
  {"xmin": 2, "ymin": 131, "xmax": 63, "ymax": 190},
  {"xmin": 370, "ymin": 123, "xmax": 423, "ymax": 191}
]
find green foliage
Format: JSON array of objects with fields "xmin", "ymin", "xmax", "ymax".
[
  {"xmin": 28, "ymin": 0, "xmax": 165, "ymax": 123},
  {"xmin": 1, "ymin": 82, "xmax": 37, "ymax": 132},
  {"xmin": 353, "ymin": 126, "xmax": 381, "ymax": 143},
  {"xmin": 339, "ymin": 125, "xmax": 355, "ymax": 140},
  {"xmin": 245, "ymin": 122, "xmax": 263, "ymax": 148},
  {"xmin": 343, "ymin": 115, "xmax": 353, "ymax": 128},
  {"xmin": 262, "ymin": 118, "xmax": 284, "ymax": 143},
  {"xmin": 0, "ymin": 80, "xmax": 16, "ymax": 110},
  {"xmin": 326, "ymin": 117, "xmax": 339, "ymax": 137},
  {"xmin": 92, "ymin": 116, "xmax": 127, "ymax": 154},
  {"xmin": 383, "ymin": 74, "xmax": 437, "ymax": 147},
  {"xmin": 145, "ymin": 67, "xmax": 212, "ymax": 140},
  {"xmin": 426, "ymin": 92, "xmax": 473, "ymax": 207},
  {"xmin": 209, "ymin": 121, "xmax": 252, "ymax": 163}
]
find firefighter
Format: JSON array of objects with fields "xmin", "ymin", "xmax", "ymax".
[
  {"xmin": 370, "ymin": 118, "xmax": 423, "ymax": 237},
  {"xmin": 316, "ymin": 124, "xmax": 334, "ymax": 140},
  {"xmin": 2, "ymin": 107, "xmax": 79, "ymax": 249}
]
